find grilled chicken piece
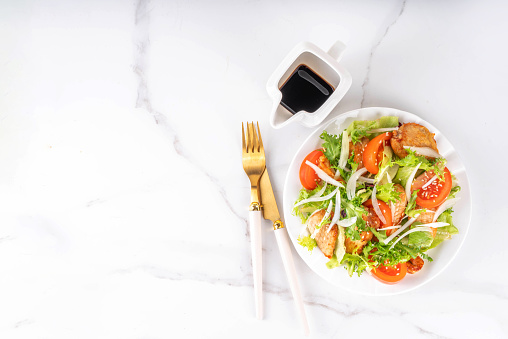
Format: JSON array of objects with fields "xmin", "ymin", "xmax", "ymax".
[
  {"xmin": 349, "ymin": 137, "xmax": 369, "ymax": 169},
  {"xmin": 307, "ymin": 209, "xmax": 337, "ymax": 259},
  {"xmin": 346, "ymin": 205, "xmax": 374, "ymax": 255},
  {"xmin": 362, "ymin": 207, "xmax": 381, "ymax": 230},
  {"xmin": 406, "ymin": 256, "xmax": 424, "ymax": 274},
  {"xmin": 317, "ymin": 154, "xmax": 345, "ymax": 183},
  {"xmin": 392, "ymin": 184, "xmax": 407, "ymax": 225},
  {"xmin": 317, "ymin": 155, "xmax": 335, "ymax": 178},
  {"xmin": 345, "ymin": 230, "xmax": 373, "ymax": 255},
  {"xmin": 415, "ymin": 206, "xmax": 437, "ymax": 224},
  {"xmin": 391, "ymin": 123, "xmax": 439, "ymax": 159}
]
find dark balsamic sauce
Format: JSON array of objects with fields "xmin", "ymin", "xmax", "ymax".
[{"xmin": 279, "ymin": 64, "xmax": 335, "ymax": 115}]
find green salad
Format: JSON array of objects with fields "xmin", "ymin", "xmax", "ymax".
[{"xmin": 293, "ymin": 116, "xmax": 460, "ymax": 283}]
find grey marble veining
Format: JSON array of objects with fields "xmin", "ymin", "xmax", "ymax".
[{"xmin": 361, "ymin": 0, "xmax": 407, "ymax": 108}]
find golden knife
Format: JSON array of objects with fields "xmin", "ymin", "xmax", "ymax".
[{"xmin": 259, "ymin": 169, "xmax": 310, "ymax": 336}]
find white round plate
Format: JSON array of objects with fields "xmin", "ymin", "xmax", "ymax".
[{"xmin": 283, "ymin": 107, "xmax": 471, "ymax": 296}]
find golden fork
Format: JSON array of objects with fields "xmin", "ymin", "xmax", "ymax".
[{"xmin": 241, "ymin": 121, "xmax": 266, "ymax": 320}]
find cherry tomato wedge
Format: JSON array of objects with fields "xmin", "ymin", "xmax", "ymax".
[
  {"xmin": 299, "ymin": 149, "xmax": 323, "ymax": 190},
  {"xmin": 411, "ymin": 167, "xmax": 452, "ymax": 209},
  {"xmin": 363, "ymin": 132, "xmax": 392, "ymax": 174},
  {"xmin": 371, "ymin": 262, "xmax": 407, "ymax": 284},
  {"xmin": 364, "ymin": 198, "xmax": 394, "ymax": 236}
]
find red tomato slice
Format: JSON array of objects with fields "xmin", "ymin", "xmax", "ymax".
[
  {"xmin": 299, "ymin": 149, "xmax": 323, "ymax": 190},
  {"xmin": 371, "ymin": 262, "xmax": 407, "ymax": 284},
  {"xmin": 363, "ymin": 132, "xmax": 392, "ymax": 174},
  {"xmin": 411, "ymin": 167, "xmax": 452, "ymax": 209},
  {"xmin": 364, "ymin": 198, "xmax": 394, "ymax": 236}
]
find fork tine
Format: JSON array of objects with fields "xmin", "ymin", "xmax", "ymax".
[
  {"xmin": 246, "ymin": 122, "xmax": 251, "ymax": 153},
  {"xmin": 242, "ymin": 122, "xmax": 247, "ymax": 153},
  {"xmin": 251, "ymin": 122, "xmax": 258, "ymax": 152},
  {"xmin": 256, "ymin": 122, "xmax": 263, "ymax": 153},
  {"xmin": 248, "ymin": 121, "xmax": 256, "ymax": 153}
]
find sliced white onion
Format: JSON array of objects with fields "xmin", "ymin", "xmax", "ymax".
[
  {"xmin": 347, "ymin": 167, "xmax": 368, "ymax": 200},
  {"xmin": 371, "ymin": 186, "xmax": 387, "ymax": 224},
  {"xmin": 405, "ymin": 162, "xmax": 421, "ymax": 201},
  {"xmin": 420, "ymin": 222, "xmax": 450, "ymax": 228},
  {"xmin": 328, "ymin": 189, "xmax": 342, "ymax": 233},
  {"xmin": 310, "ymin": 182, "xmax": 327, "ymax": 199},
  {"xmin": 432, "ymin": 198, "xmax": 461, "ymax": 222},
  {"xmin": 305, "ymin": 160, "xmax": 344, "ymax": 188},
  {"xmin": 338, "ymin": 131, "xmax": 349, "ymax": 170},
  {"xmin": 389, "ymin": 227, "xmax": 433, "ymax": 250},
  {"xmin": 422, "ymin": 175, "xmax": 438, "ymax": 189},
  {"xmin": 321, "ymin": 199, "xmax": 334, "ymax": 225},
  {"xmin": 367, "ymin": 127, "xmax": 399, "ymax": 133},
  {"xmin": 385, "ymin": 173, "xmax": 396, "ymax": 223},
  {"xmin": 312, "ymin": 200, "xmax": 333, "ymax": 239},
  {"xmin": 310, "ymin": 227, "xmax": 320, "ymax": 239},
  {"xmin": 337, "ymin": 216, "xmax": 357, "ymax": 227},
  {"xmin": 403, "ymin": 146, "xmax": 442, "ymax": 159},
  {"xmin": 294, "ymin": 186, "xmax": 340, "ymax": 208},
  {"xmin": 299, "ymin": 226, "xmax": 310, "ymax": 238},
  {"xmin": 379, "ymin": 225, "xmax": 401, "ymax": 230},
  {"xmin": 383, "ymin": 214, "xmax": 420, "ymax": 245},
  {"xmin": 358, "ymin": 176, "xmax": 376, "ymax": 184}
]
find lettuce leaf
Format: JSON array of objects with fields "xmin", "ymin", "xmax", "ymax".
[
  {"xmin": 340, "ymin": 253, "xmax": 372, "ymax": 277},
  {"xmin": 393, "ymin": 165, "xmax": 418, "ymax": 188},
  {"xmin": 408, "ymin": 223, "xmax": 434, "ymax": 248},
  {"xmin": 374, "ymin": 146, "xmax": 395, "ymax": 183},
  {"xmin": 405, "ymin": 190, "xmax": 420, "ymax": 217},
  {"xmin": 320, "ymin": 131, "xmax": 342, "ymax": 165},
  {"xmin": 392, "ymin": 150, "xmax": 447, "ymax": 186},
  {"xmin": 343, "ymin": 200, "xmax": 368, "ymax": 241},
  {"xmin": 345, "ymin": 116, "xmax": 399, "ymax": 144},
  {"xmin": 428, "ymin": 208, "xmax": 459, "ymax": 249},
  {"xmin": 376, "ymin": 182, "xmax": 401, "ymax": 203},
  {"xmin": 449, "ymin": 185, "xmax": 461, "ymax": 199},
  {"xmin": 297, "ymin": 235, "xmax": 317, "ymax": 252},
  {"xmin": 292, "ymin": 184, "xmax": 336, "ymax": 223},
  {"xmin": 326, "ymin": 254, "xmax": 340, "ymax": 269}
]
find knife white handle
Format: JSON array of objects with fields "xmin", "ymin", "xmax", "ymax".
[
  {"xmin": 249, "ymin": 210, "xmax": 263, "ymax": 320},
  {"xmin": 274, "ymin": 227, "xmax": 309, "ymax": 336}
]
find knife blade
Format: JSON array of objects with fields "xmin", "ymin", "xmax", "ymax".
[
  {"xmin": 259, "ymin": 169, "xmax": 281, "ymax": 224},
  {"xmin": 259, "ymin": 170, "xmax": 310, "ymax": 336}
]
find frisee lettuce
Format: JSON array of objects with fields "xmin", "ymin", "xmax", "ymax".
[
  {"xmin": 341, "ymin": 253, "xmax": 372, "ymax": 277},
  {"xmin": 297, "ymin": 235, "xmax": 317, "ymax": 252},
  {"xmin": 320, "ymin": 131, "xmax": 342, "ymax": 166},
  {"xmin": 376, "ymin": 183, "xmax": 401, "ymax": 203},
  {"xmin": 326, "ymin": 254, "xmax": 340, "ymax": 269}
]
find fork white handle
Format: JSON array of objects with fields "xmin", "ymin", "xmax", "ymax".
[
  {"xmin": 274, "ymin": 227, "xmax": 309, "ymax": 336},
  {"xmin": 249, "ymin": 210, "xmax": 263, "ymax": 319}
]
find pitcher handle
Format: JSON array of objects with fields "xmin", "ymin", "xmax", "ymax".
[{"xmin": 327, "ymin": 40, "xmax": 346, "ymax": 61}]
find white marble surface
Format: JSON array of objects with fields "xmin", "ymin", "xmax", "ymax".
[{"xmin": 1, "ymin": 1, "xmax": 507, "ymax": 338}]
